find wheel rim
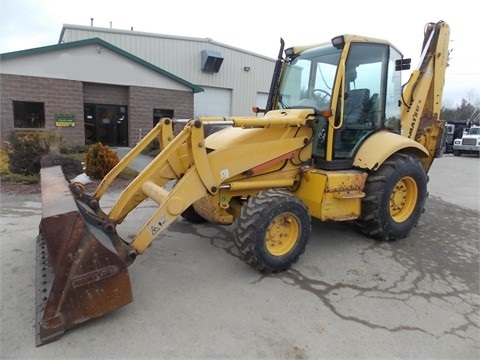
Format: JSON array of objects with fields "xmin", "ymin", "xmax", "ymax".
[
  {"xmin": 265, "ymin": 213, "xmax": 300, "ymax": 256},
  {"xmin": 390, "ymin": 176, "xmax": 418, "ymax": 222}
]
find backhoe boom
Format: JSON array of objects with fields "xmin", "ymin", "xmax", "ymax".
[{"xmin": 400, "ymin": 21, "xmax": 450, "ymax": 169}]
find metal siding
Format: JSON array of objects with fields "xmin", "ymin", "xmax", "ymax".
[{"xmin": 62, "ymin": 27, "xmax": 275, "ymax": 116}]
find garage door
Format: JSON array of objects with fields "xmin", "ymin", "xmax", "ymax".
[{"xmin": 194, "ymin": 87, "xmax": 231, "ymax": 117}]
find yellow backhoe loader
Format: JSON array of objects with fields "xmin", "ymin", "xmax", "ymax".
[{"xmin": 36, "ymin": 21, "xmax": 450, "ymax": 345}]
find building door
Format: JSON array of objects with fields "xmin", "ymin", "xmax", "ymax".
[
  {"xmin": 84, "ymin": 104, "xmax": 128, "ymax": 146},
  {"xmin": 194, "ymin": 86, "xmax": 231, "ymax": 116}
]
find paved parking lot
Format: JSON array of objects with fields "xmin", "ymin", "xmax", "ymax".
[{"xmin": 0, "ymin": 154, "xmax": 478, "ymax": 359}]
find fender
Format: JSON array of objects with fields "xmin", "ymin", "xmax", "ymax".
[{"xmin": 353, "ymin": 131, "xmax": 429, "ymax": 171}]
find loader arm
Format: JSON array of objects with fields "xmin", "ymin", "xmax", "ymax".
[
  {"xmin": 93, "ymin": 118, "xmax": 181, "ymax": 201},
  {"xmin": 400, "ymin": 21, "xmax": 450, "ymax": 171},
  {"xmin": 105, "ymin": 110, "xmax": 315, "ymax": 254},
  {"xmin": 36, "ymin": 109, "xmax": 314, "ymax": 346}
]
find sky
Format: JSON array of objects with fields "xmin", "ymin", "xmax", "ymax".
[{"xmin": 0, "ymin": 0, "xmax": 478, "ymax": 109}]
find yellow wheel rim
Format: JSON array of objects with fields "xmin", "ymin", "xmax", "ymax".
[
  {"xmin": 390, "ymin": 176, "xmax": 418, "ymax": 222},
  {"xmin": 265, "ymin": 213, "xmax": 300, "ymax": 256}
]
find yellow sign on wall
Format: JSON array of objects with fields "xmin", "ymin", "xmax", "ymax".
[{"xmin": 55, "ymin": 114, "xmax": 76, "ymax": 127}]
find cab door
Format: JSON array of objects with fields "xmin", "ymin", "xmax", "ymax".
[{"xmin": 314, "ymin": 43, "xmax": 402, "ymax": 169}]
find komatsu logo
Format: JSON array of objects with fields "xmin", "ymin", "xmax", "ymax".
[
  {"xmin": 72, "ymin": 266, "xmax": 118, "ymax": 287},
  {"xmin": 408, "ymin": 104, "xmax": 421, "ymax": 138}
]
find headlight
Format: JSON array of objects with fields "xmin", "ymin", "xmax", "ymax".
[{"xmin": 454, "ymin": 139, "xmax": 461, "ymax": 145}]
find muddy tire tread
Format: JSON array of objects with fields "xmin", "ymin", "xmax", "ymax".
[{"xmin": 233, "ymin": 189, "xmax": 310, "ymax": 273}]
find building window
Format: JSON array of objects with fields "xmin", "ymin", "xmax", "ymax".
[
  {"xmin": 13, "ymin": 101, "xmax": 45, "ymax": 128},
  {"xmin": 153, "ymin": 109, "xmax": 174, "ymax": 127}
]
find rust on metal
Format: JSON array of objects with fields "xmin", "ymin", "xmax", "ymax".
[{"xmin": 36, "ymin": 165, "xmax": 134, "ymax": 346}]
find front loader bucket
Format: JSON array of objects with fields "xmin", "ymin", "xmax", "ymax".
[{"xmin": 36, "ymin": 165, "xmax": 134, "ymax": 346}]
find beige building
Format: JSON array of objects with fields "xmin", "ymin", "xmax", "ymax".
[
  {"xmin": 60, "ymin": 24, "xmax": 276, "ymax": 116},
  {"xmin": 0, "ymin": 25, "xmax": 276, "ymax": 147}
]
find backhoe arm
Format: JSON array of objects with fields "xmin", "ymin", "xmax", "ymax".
[{"xmin": 400, "ymin": 20, "xmax": 450, "ymax": 170}]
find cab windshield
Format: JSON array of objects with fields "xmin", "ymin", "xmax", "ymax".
[
  {"xmin": 277, "ymin": 44, "xmax": 342, "ymax": 112},
  {"xmin": 468, "ymin": 127, "xmax": 480, "ymax": 135}
]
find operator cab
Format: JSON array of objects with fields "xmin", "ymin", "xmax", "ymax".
[{"xmin": 276, "ymin": 36, "xmax": 406, "ymax": 170}]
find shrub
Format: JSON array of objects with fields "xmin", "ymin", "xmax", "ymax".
[
  {"xmin": 0, "ymin": 148, "xmax": 10, "ymax": 175},
  {"xmin": 85, "ymin": 142, "xmax": 119, "ymax": 179},
  {"xmin": 7, "ymin": 131, "xmax": 61, "ymax": 175}
]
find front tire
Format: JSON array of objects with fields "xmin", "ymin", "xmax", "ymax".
[
  {"xmin": 354, "ymin": 153, "xmax": 428, "ymax": 241},
  {"xmin": 180, "ymin": 205, "xmax": 207, "ymax": 223},
  {"xmin": 233, "ymin": 189, "xmax": 311, "ymax": 273}
]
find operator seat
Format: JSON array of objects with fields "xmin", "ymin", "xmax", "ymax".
[
  {"xmin": 336, "ymin": 88, "xmax": 372, "ymax": 157},
  {"xmin": 344, "ymin": 88, "xmax": 370, "ymax": 124}
]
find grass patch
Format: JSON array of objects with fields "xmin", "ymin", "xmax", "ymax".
[
  {"xmin": 116, "ymin": 167, "xmax": 139, "ymax": 179},
  {"xmin": 1, "ymin": 172, "xmax": 39, "ymax": 184},
  {"xmin": 64, "ymin": 152, "xmax": 86, "ymax": 162}
]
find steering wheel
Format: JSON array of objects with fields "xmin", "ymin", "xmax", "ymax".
[{"xmin": 312, "ymin": 89, "xmax": 332, "ymax": 107}]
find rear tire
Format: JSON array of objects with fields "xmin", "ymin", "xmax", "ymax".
[
  {"xmin": 354, "ymin": 153, "xmax": 428, "ymax": 241},
  {"xmin": 233, "ymin": 189, "xmax": 311, "ymax": 273}
]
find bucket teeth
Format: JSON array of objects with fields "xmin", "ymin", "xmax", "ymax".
[
  {"xmin": 36, "ymin": 165, "xmax": 134, "ymax": 346},
  {"xmin": 36, "ymin": 234, "xmax": 60, "ymax": 346},
  {"xmin": 35, "ymin": 215, "xmax": 134, "ymax": 346}
]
